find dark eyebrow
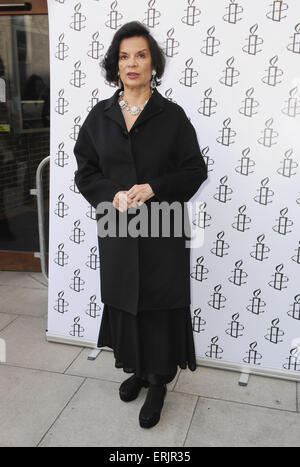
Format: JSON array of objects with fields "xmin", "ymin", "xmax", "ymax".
[{"xmin": 119, "ymin": 49, "xmax": 148, "ymax": 54}]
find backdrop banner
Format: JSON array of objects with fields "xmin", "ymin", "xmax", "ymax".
[{"xmin": 47, "ymin": 0, "xmax": 300, "ymax": 379}]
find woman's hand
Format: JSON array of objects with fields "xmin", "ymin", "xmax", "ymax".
[
  {"xmin": 112, "ymin": 191, "xmax": 132, "ymax": 212},
  {"xmin": 126, "ymin": 183, "xmax": 155, "ymax": 208},
  {"xmin": 113, "ymin": 184, "xmax": 154, "ymax": 212}
]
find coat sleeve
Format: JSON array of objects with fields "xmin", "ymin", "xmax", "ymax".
[
  {"xmin": 148, "ymin": 108, "xmax": 208, "ymax": 203},
  {"xmin": 73, "ymin": 123, "xmax": 121, "ymax": 209}
]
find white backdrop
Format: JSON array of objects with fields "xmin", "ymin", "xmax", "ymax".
[{"xmin": 46, "ymin": 0, "xmax": 300, "ymax": 380}]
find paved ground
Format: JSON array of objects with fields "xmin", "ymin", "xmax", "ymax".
[{"xmin": 0, "ymin": 270, "xmax": 300, "ymax": 447}]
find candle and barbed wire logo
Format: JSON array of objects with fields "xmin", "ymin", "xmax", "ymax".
[
  {"xmin": 226, "ymin": 313, "xmax": 245, "ymax": 338},
  {"xmin": 200, "ymin": 26, "xmax": 220, "ymax": 56},
  {"xmin": 70, "ymin": 3, "xmax": 86, "ymax": 31},
  {"xmin": 291, "ymin": 242, "xmax": 300, "ymax": 264},
  {"xmin": 247, "ymin": 289, "xmax": 266, "ymax": 315},
  {"xmin": 192, "ymin": 307, "xmax": 205, "ymax": 333},
  {"xmin": 219, "ymin": 57, "xmax": 240, "ymax": 87},
  {"xmin": 228, "ymin": 260, "xmax": 248, "ymax": 286},
  {"xmin": 86, "ymin": 205, "xmax": 97, "ymax": 221},
  {"xmin": 250, "ymin": 234, "xmax": 271, "ymax": 261},
  {"xmin": 55, "ymin": 33, "xmax": 69, "ymax": 60},
  {"xmin": 182, "ymin": 0, "xmax": 201, "ymax": 26},
  {"xmin": 283, "ymin": 347, "xmax": 300, "ymax": 371},
  {"xmin": 55, "ymin": 194, "xmax": 69, "ymax": 218},
  {"xmin": 55, "ymin": 89, "xmax": 69, "ymax": 115},
  {"xmin": 254, "ymin": 178, "xmax": 275, "ymax": 206},
  {"xmin": 86, "ymin": 295, "xmax": 101, "ymax": 318},
  {"xmin": 70, "ymin": 116, "xmax": 81, "ymax": 141},
  {"xmin": 277, "ymin": 149, "xmax": 298, "ymax": 178},
  {"xmin": 70, "ymin": 61, "xmax": 86, "ymax": 88},
  {"xmin": 216, "ymin": 118, "xmax": 236, "ymax": 146},
  {"xmin": 143, "ymin": 0, "xmax": 161, "ymax": 28},
  {"xmin": 70, "ymin": 269, "xmax": 85, "ymax": 292},
  {"xmin": 235, "ymin": 148, "xmax": 255, "ymax": 176},
  {"xmin": 242, "ymin": 24, "xmax": 263, "ymax": 55},
  {"xmin": 70, "ymin": 317, "xmax": 85, "ymax": 337},
  {"xmin": 243, "ymin": 342, "xmax": 262, "ymax": 365},
  {"xmin": 223, "ymin": 0, "xmax": 243, "ymax": 24},
  {"xmin": 86, "ymin": 246, "xmax": 100, "ymax": 269},
  {"xmin": 87, "ymin": 32, "xmax": 104, "ymax": 59},
  {"xmin": 200, "ymin": 147, "xmax": 211, "ymax": 171},
  {"xmin": 190, "ymin": 256, "xmax": 208, "ymax": 282},
  {"xmin": 88, "ymin": 89, "xmax": 100, "ymax": 112},
  {"xmin": 70, "ymin": 178, "xmax": 80, "ymax": 194},
  {"xmin": 54, "ymin": 243, "xmax": 69, "ymax": 267},
  {"xmin": 262, "ymin": 56, "xmax": 283, "ymax": 86},
  {"xmin": 282, "ymin": 87, "xmax": 300, "ymax": 117},
  {"xmin": 164, "ymin": 88, "xmax": 177, "ymax": 103},
  {"xmin": 197, "ymin": 88, "xmax": 217, "ymax": 117},
  {"xmin": 105, "ymin": 1, "xmax": 123, "ymax": 30},
  {"xmin": 232, "ymin": 206, "xmax": 251, "ymax": 232},
  {"xmin": 192, "ymin": 201, "xmax": 211, "ymax": 229},
  {"xmin": 287, "ymin": 295, "xmax": 300, "ymax": 321},
  {"xmin": 265, "ymin": 318, "xmax": 284, "ymax": 343},
  {"xmin": 214, "ymin": 176, "xmax": 233, "ymax": 203},
  {"xmin": 55, "ymin": 142, "xmax": 69, "ymax": 167},
  {"xmin": 210, "ymin": 231, "xmax": 230, "ymax": 257},
  {"xmin": 164, "ymin": 28, "xmax": 180, "ymax": 57},
  {"xmin": 272, "ymin": 207, "xmax": 293, "ymax": 235},
  {"xmin": 179, "ymin": 58, "xmax": 198, "ymax": 87},
  {"xmin": 54, "ymin": 291, "xmax": 69, "ymax": 314},
  {"xmin": 266, "ymin": 0, "xmax": 288, "ymax": 22},
  {"xmin": 208, "ymin": 284, "xmax": 227, "ymax": 310},
  {"xmin": 205, "ymin": 336, "xmax": 223, "ymax": 359},
  {"xmin": 268, "ymin": 264, "xmax": 289, "ymax": 290},
  {"xmin": 258, "ymin": 118, "xmax": 279, "ymax": 147},
  {"xmin": 70, "ymin": 220, "xmax": 85, "ymax": 244},
  {"xmin": 287, "ymin": 23, "xmax": 300, "ymax": 54},
  {"xmin": 239, "ymin": 88, "xmax": 259, "ymax": 117}
]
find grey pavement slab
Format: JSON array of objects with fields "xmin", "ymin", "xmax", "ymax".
[
  {"xmin": 0, "ymin": 315, "xmax": 84, "ymax": 372},
  {"xmin": 185, "ymin": 396, "xmax": 300, "ymax": 447},
  {"xmin": 174, "ymin": 365, "xmax": 297, "ymax": 411},
  {"xmin": 0, "ymin": 365, "xmax": 84, "ymax": 447},
  {"xmin": 0, "ymin": 271, "xmax": 47, "ymax": 289},
  {"xmin": 39, "ymin": 378, "xmax": 198, "ymax": 447},
  {"xmin": 0, "ymin": 285, "xmax": 48, "ymax": 317},
  {"xmin": 0, "ymin": 313, "xmax": 18, "ymax": 331}
]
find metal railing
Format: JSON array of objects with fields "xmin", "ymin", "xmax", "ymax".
[{"xmin": 30, "ymin": 156, "xmax": 50, "ymax": 283}]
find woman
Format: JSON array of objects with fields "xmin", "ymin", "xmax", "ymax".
[{"xmin": 73, "ymin": 21, "xmax": 208, "ymax": 429}]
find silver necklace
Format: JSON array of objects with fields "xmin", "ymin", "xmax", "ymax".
[{"xmin": 118, "ymin": 89, "xmax": 153, "ymax": 116}]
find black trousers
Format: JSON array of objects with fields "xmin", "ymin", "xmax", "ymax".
[{"xmin": 97, "ymin": 304, "xmax": 197, "ymax": 385}]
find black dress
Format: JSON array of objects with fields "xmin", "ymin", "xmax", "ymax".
[{"xmin": 97, "ymin": 303, "xmax": 197, "ymax": 385}]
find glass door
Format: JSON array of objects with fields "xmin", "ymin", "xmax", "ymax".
[{"xmin": 0, "ymin": 3, "xmax": 49, "ymax": 271}]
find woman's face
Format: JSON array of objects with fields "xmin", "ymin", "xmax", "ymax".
[{"xmin": 118, "ymin": 36, "xmax": 153, "ymax": 91}]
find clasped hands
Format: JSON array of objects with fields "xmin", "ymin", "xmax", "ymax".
[{"xmin": 113, "ymin": 183, "xmax": 155, "ymax": 212}]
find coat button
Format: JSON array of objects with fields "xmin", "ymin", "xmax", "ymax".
[
  {"xmin": 134, "ymin": 128, "xmax": 139, "ymax": 134},
  {"xmin": 122, "ymin": 130, "xmax": 128, "ymax": 138}
]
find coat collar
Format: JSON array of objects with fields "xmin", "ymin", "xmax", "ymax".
[{"xmin": 103, "ymin": 87, "xmax": 165, "ymax": 133}]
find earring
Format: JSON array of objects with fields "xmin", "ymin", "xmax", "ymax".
[
  {"xmin": 150, "ymin": 70, "xmax": 157, "ymax": 90},
  {"xmin": 117, "ymin": 71, "xmax": 122, "ymax": 88}
]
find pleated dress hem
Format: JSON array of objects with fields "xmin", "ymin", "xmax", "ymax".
[{"xmin": 97, "ymin": 303, "xmax": 197, "ymax": 385}]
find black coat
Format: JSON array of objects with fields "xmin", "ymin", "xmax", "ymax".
[{"xmin": 73, "ymin": 87, "xmax": 208, "ymax": 316}]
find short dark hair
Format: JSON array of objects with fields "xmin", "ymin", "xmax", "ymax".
[{"xmin": 100, "ymin": 21, "xmax": 166, "ymax": 89}]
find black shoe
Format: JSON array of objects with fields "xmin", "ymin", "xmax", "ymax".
[
  {"xmin": 139, "ymin": 384, "xmax": 167, "ymax": 428},
  {"xmin": 119, "ymin": 374, "xmax": 150, "ymax": 402}
]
